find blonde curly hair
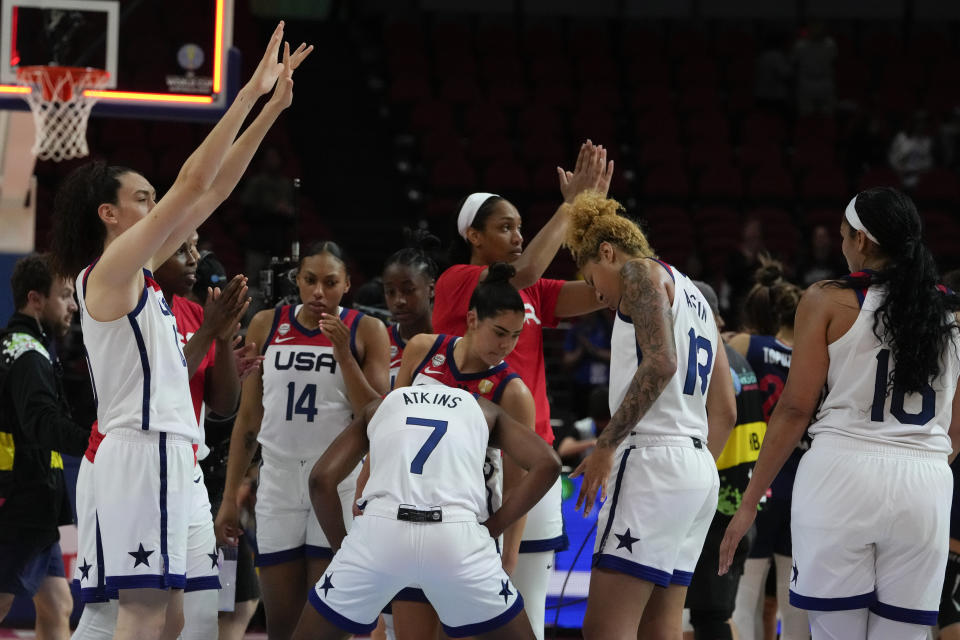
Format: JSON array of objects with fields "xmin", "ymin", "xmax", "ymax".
[{"xmin": 564, "ymin": 191, "xmax": 655, "ymax": 267}]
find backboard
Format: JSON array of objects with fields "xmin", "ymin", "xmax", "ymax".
[{"xmin": 0, "ymin": 0, "xmax": 235, "ymax": 120}]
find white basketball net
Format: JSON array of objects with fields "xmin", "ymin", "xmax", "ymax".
[{"xmin": 17, "ymin": 67, "xmax": 109, "ymax": 162}]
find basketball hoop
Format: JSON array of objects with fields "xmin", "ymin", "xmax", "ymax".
[{"xmin": 16, "ymin": 65, "xmax": 109, "ymax": 162}]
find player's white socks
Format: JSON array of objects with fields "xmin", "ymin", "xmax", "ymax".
[
  {"xmin": 774, "ymin": 553, "xmax": 809, "ymax": 639},
  {"xmin": 70, "ymin": 601, "xmax": 118, "ymax": 640},
  {"xmin": 511, "ymin": 551, "xmax": 552, "ymax": 640},
  {"xmin": 731, "ymin": 557, "xmax": 769, "ymax": 640},
  {"xmin": 180, "ymin": 590, "xmax": 218, "ymax": 640}
]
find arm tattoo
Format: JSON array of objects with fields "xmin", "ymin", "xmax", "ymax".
[
  {"xmin": 243, "ymin": 430, "xmax": 257, "ymax": 453},
  {"xmin": 597, "ymin": 259, "xmax": 677, "ymax": 450}
]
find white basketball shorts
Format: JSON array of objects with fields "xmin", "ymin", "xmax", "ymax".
[
  {"xmin": 184, "ymin": 464, "xmax": 220, "ymax": 592},
  {"xmin": 308, "ymin": 503, "xmax": 524, "ymax": 638},
  {"xmin": 93, "ymin": 428, "xmax": 194, "ymax": 593},
  {"xmin": 790, "ymin": 433, "xmax": 952, "ymax": 626},
  {"xmin": 73, "ymin": 456, "xmax": 107, "ymax": 602},
  {"xmin": 519, "ymin": 477, "xmax": 567, "ymax": 553},
  {"xmin": 593, "ymin": 434, "xmax": 719, "ymax": 587},
  {"xmin": 254, "ymin": 450, "xmax": 359, "ymax": 566}
]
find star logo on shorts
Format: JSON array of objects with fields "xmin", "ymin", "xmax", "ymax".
[
  {"xmin": 208, "ymin": 548, "xmax": 220, "ymax": 569},
  {"xmin": 791, "ymin": 562, "xmax": 798, "ymax": 585},
  {"xmin": 129, "ymin": 543, "xmax": 154, "ymax": 568},
  {"xmin": 499, "ymin": 579, "xmax": 513, "ymax": 605},
  {"xmin": 320, "ymin": 573, "xmax": 334, "ymax": 598},
  {"xmin": 79, "ymin": 558, "xmax": 92, "ymax": 581},
  {"xmin": 615, "ymin": 528, "xmax": 640, "ymax": 553}
]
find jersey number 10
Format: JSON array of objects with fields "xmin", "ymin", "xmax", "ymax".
[{"xmin": 871, "ymin": 349, "xmax": 936, "ymax": 425}]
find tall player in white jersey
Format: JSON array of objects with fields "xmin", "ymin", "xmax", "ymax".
[
  {"xmin": 720, "ymin": 187, "xmax": 960, "ymax": 640},
  {"xmin": 47, "ymin": 24, "xmax": 311, "ymax": 640},
  {"xmin": 563, "ymin": 191, "xmax": 736, "ymax": 639},
  {"xmin": 216, "ymin": 240, "xmax": 390, "ymax": 640},
  {"xmin": 290, "ymin": 385, "xmax": 561, "ymax": 640}
]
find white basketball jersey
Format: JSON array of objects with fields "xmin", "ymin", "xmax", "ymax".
[
  {"xmin": 810, "ymin": 287, "xmax": 960, "ymax": 453},
  {"xmin": 77, "ymin": 265, "xmax": 198, "ymax": 440},
  {"xmin": 259, "ymin": 305, "xmax": 364, "ymax": 461},
  {"xmin": 609, "ymin": 260, "xmax": 719, "ymax": 442},
  {"xmin": 361, "ymin": 385, "xmax": 489, "ymax": 518}
]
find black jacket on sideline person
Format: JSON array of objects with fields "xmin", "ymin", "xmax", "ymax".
[{"xmin": 0, "ymin": 312, "xmax": 88, "ymax": 547}]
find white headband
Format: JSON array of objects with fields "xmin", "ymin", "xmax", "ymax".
[
  {"xmin": 845, "ymin": 195, "xmax": 880, "ymax": 245},
  {"xmin": 457, "ymin": 192, "xmax": 499, "ymax": 239}
]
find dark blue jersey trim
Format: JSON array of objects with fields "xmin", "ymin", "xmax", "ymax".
[
  {"xmin": 307, "ymin": 588, "xmax": 378, "ymax": 634},
  {"xmin": 413, "ymin": 334, "xmax": 446, "ymax": 379},
  {"xmin": 593, "ymin": 554, "xmax": 671, "ymax": 587},
  {"xmin": 104, "ymin": 573, "xmax": 187, "ymax": 592},
  {"xmin": 596, "ymin": 447, "xmax": 633, "ymax": 554},
  {"xmin": 491, "ymin": 373, "xmax": 520, "ymax": 404},
  {"xmin": 184, "ymin": 575, "xmax": 221, "ymax": 592},
  {"xmin": 158, "ymin": 433, "xmax": 169, "ymax": 577},
  {"xmin": 870, "ymin": 600, "xmax": 938, "ymax": 625},
  {"xmin": 128, "ymin": 286, "xmax": 150, "ymax": 319},
  {"xmin": 304, "ymin": 544, "xmax": 335, "ymax": 559},
  {"xmin": 519, "ymin": 534, "xmax": 569, "ymax": 553},
  {"xmin": 127, "ymin": 316, "xmax": 151, "ymax": 430},
  {"xmin": 789, "ymin": 589, "xmax": 875, "ymax": 611},
  {"xmin": 441, "ymin": 593, "xmax": 524, "ymax": 638},
  {"xmin": 261, "ymin": 305, "xmax": 285, "ymax": 356},
  {"xmin": 390, "ymin": 323, "xmax": 406, "ymax": 350},
  {"xmin": 671, "ymin": 569, "xmax": 694, "ymax": 586},
  {"xmin": 254, "ymin": 545, "xmax": 307, "ymax": 567},
  {"xmin": 290, "ymin": 304, "xmax": 323, "ymax": 337},
  {"xmin": 647, "ymin": 257, "xmax": 675, "ymax": 282},
  {"xmin": 346, "ymin": 309, "xmax": 364, "ymax": 362},
  {"xmin": 446, "ymin": 337, "xmax": 508, "ymax": 381},
  {"xmin": 393, "ymin": 587, "xmax": 429, "ymax": 602}
]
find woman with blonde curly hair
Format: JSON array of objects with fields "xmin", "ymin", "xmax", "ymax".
[{"xmin": 565, "ymin": 191, "xmax": 736, "ymax": 639}]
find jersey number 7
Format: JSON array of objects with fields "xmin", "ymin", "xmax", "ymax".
[{"xmin": 407, "ymin": 417, "xmax": 448, "ymax": 474}]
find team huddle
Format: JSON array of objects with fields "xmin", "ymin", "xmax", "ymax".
[{"xmin": 6, "ymin": 23, "xmax": 960, "ymax": 640}]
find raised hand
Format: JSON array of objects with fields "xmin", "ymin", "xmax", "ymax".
[
  {"xmin": 268, "ymin": 41, "xmax": 313, "ymax": 111},
  {"xmin": 233, "ymin": 340, "xmax": 264, "ymax": 381},
  {"xmin": 202, "ymin": 275, "xmax": 250, "ymax": 342},
  {"xmin": 248, "ymin": 22, "xmax": 286, "ymax": 96},
  {"xmin": 558, "ymin": 140, "xmax": 610, "ymax": 203},
  {"xmin": 595, "ymin": 148, "xmax": 615, "ymax": 197},
  {"xmin": 319, "ymin": 312, "xmax": 351, "ymax": 360}
]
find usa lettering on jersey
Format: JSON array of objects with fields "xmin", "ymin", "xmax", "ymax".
[{"xmin": 273, "ymin": 350, "xmax": 338, "ymax": 374}]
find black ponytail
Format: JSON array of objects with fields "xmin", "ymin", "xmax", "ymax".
[
  {"xmin": 49, "ymin": 162, "xmax": 134, "ymax": 279},
  {"xmin": 831, "ymin": 187, "xmax": 960, "ymax": 394},
  {"xmin": 468, "ymin": 262, "xmax": 524, "ymax": 320},
  {"xmin": 384, "ymin": 227, "xmax": 441, "ymax": 282},
  {"xmin": 447, "ymin": 195, "xmax": 506, "ymax": 265}
]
